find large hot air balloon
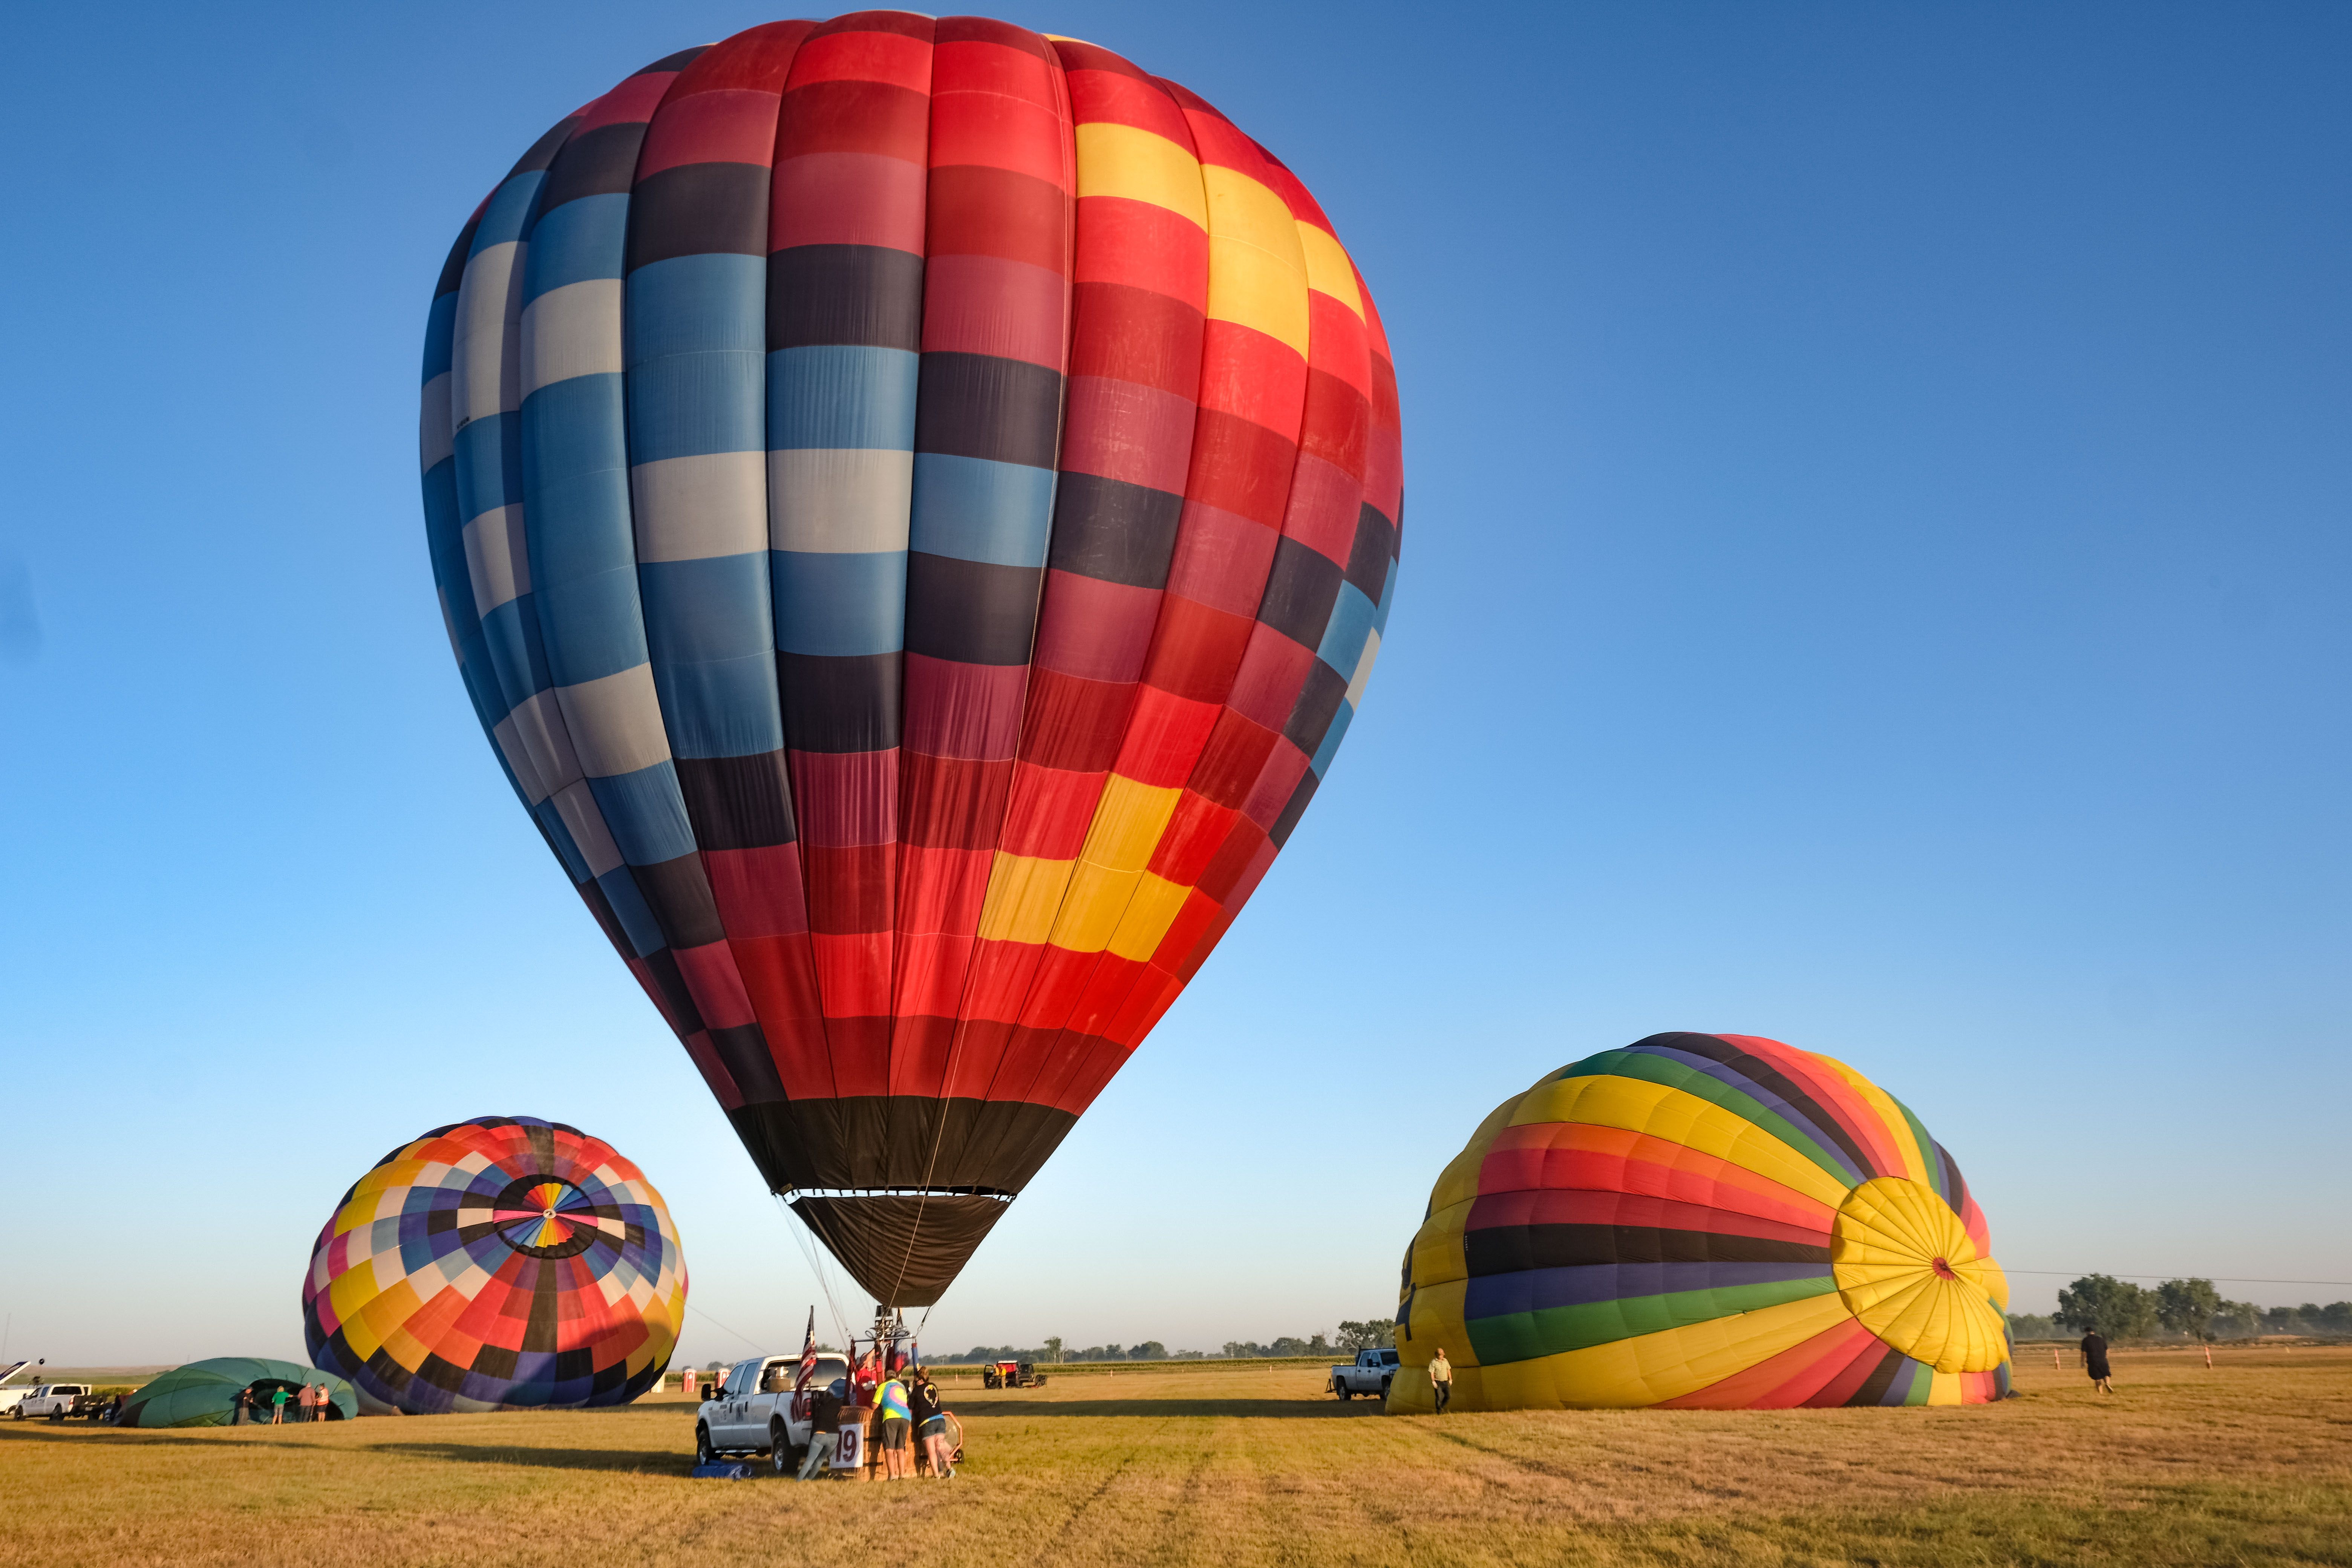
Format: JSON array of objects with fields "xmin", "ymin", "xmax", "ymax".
[
  {"xmin": 419, "ymin": 16, "xmax": 1399, "ymax": 1307},
  {"xmin": 1392, "ymin": 1034, "xmax": 2011, "ymax": 1411},
  {"xmin": 302, "ymin": 1117, "xmax": 686, "ymax": 1413}
]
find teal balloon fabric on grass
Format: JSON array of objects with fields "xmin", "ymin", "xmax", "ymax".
[{"xmin": 118, "ymin": 1358, "xmax": 354, "ymax": 1428}]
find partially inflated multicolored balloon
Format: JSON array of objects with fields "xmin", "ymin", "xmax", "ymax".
[
  {"xmin": 1392, "ymin": 1034, "xmax": 2011, "ymax": 1411},
  {"xmin": 302, "ymin": 1117, "xmax": 684, "ymax": 1413}
]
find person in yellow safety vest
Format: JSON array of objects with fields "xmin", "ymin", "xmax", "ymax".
[
  {"xmin": 874, "ymin": 1372, "xmax": 914, "ymax": 1480},
  {"xmin": 1429, "ymin": 1347, "xmax": 1453, "ymax": 1415}
]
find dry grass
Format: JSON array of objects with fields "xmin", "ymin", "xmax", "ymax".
[{"xmin": 5, "ymin": 1346, "xmax": 2346, "ymax": 1566}]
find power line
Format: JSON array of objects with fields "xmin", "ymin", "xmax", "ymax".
[{"xmin": 685, "ymin": 1302, "xmax": 766, "ymax": 1354}]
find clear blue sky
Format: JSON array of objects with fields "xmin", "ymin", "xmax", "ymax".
[{"xmin": 3, "ymin": 1, "xmax": 2345, "ymax": 1370}]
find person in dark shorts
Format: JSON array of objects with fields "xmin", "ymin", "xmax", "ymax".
[
  {"xmin": 910, "ymin": 1367, "xmax": 954, "ymax": 1478},
  {"xmin": 2079, "ymin": 1330, "xmax": 2114, "ymax": 1394},
  {"xmin": 875, "ymin": 1372, "xmax": 913, "ymax": 1480},
  {"xmin": 798, "ymin": 1381, "xmax": 844, "ymax": 1479}
]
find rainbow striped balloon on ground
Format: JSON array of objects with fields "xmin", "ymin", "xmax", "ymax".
[
  {"xmin": 302, "ymin": 1117, "xmax": 685, "ymax": 1414},
  {"xmin": 1392, "ymin": 1034, "xmax": 2011, "ymax": 1412}
]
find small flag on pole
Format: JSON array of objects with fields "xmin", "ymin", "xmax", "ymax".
[{"xmin": 793, "ymin": 1308, "xmax": 818, "ymax": 1392}]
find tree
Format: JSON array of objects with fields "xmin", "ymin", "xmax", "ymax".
[
  {"xmin": 2005, "ymin": 1312, "xmax": 2058, "ymax": 1341},
  {"xmin": 2154, "ymin": 1279, "xmax": 2222, "ymax": 1340},
  {"xmin": 1042, "ymin": 1336, "xmax": 1064, "ymax": 1365},
  {"xmin": 2056, "ymin": 1275, "xmax": 2157, "ymax": 1340},
  {"xmin": 2209, "ymin": 1300, "xmax": 2263, "ymax": 1339},
  {"xmin": 1127, "ymin": 1341, "xmax": 1165, "ymax": 1361},
  {"xmin": 1337, "ymin": 1319, "xmax": 1397, "ymax": 1351}
]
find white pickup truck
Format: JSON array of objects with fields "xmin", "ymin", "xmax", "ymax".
[
  {"xmin": 694, "ymin": 1352, "xmax": 851, "ymax": 1475},
  {"xmin": 1328, "ymin": 1348, "xmax": 1400, "ymax": 1401},
  {"xmin": 14, "ymin": 1383, "xmax": 94, "ymax": 1419}
]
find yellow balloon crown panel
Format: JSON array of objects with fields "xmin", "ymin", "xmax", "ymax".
[{"xmin": 1392, "ymin": 1033, "xmax": 2011, "ymax": 1412}]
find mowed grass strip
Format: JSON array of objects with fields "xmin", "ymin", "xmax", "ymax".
[{"xmin": 4, "ymin": 1349, "xmax": 2346, "ymax": 1566}]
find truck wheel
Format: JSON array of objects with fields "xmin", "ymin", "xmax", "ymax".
[
  {"xmin": 770, "ymin": 1426, "xmax": 795, "ymax": 1476},
  {"xmin": 1336, "ymin": 1384, "xmax": 1351, "ymax": 1400},
  {"xmin": 1380, "ymin": 1378, "xmax": 1392, "ymax": 1400},
  {"xmin": 695, "ymin": 1424, "xmax": 717, "ymax": 1466}
]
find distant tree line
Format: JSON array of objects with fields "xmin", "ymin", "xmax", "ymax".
[
  {"xmin": 936, "ymin": 1317, "xmax": 1396, "ymax": 1365},
  {"xmin": 934, "ymin": 1339, "xmax": 1184, "ymax": 1364},
  {"xmin": 2004, "ymin": 1276, "xmax": 2352, "ymax": 1342}
]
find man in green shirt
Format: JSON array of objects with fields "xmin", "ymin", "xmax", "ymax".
[{"xmin": 270, "ymin": 1386, "xmax": 289, "ymax": 1425}]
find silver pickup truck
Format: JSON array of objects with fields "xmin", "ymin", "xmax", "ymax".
[
  {"xmin": 694, "ymin": 1352, "xmax": 851, "ymax": 1474},
  {"xmin": 1328, "ymin": 1348, "xmax": 1400, "ymax": 1401}
]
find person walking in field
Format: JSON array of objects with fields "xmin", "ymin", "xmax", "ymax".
[
  {"xmin": 1429, "ymin": 1347, "xmax": 1453, "ymax": 1414},
  {"xmin": 2079, "ymin": 1329, "xmax": 2115, "ymax": 1394},
  {"xmin": 875, "ymin": 1370, "xmax": 914, "ymax": 1479},
  {"xmin": 797, "ymin": 1381, "xmax": 844, "ymax": 1480}
]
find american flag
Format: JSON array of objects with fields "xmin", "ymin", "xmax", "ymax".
[{"xmin": 792, "ymin": 1308, "xmax": 818, "ymax": 1391}]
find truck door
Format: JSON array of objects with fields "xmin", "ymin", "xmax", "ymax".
[
  {"xmin": 752, "ymin": 1359, "xmax": 792, "ymax": 1445},
  {"xmin": 711, "ymin": 1361, "xmax": 754, "ymax": 1446}
]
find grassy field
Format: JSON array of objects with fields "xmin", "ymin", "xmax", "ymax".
[{"xmin": 5, "ymin": 1346, "xmax": 2346, "ymax": 1566}]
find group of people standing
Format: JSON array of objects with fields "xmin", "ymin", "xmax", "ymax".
[
  {"xmin": 795, "ymin": 1364, "xmax": 954, "ymax": 1481},
  {"xmin": 233, "ymin": 1382, "xmax": 334, "ymax": 1424}
]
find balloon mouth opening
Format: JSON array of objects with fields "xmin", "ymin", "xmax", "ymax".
[{"xmin": 1931, "ymin": 1257, "xmax": 1957, "ymax": 1279}]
